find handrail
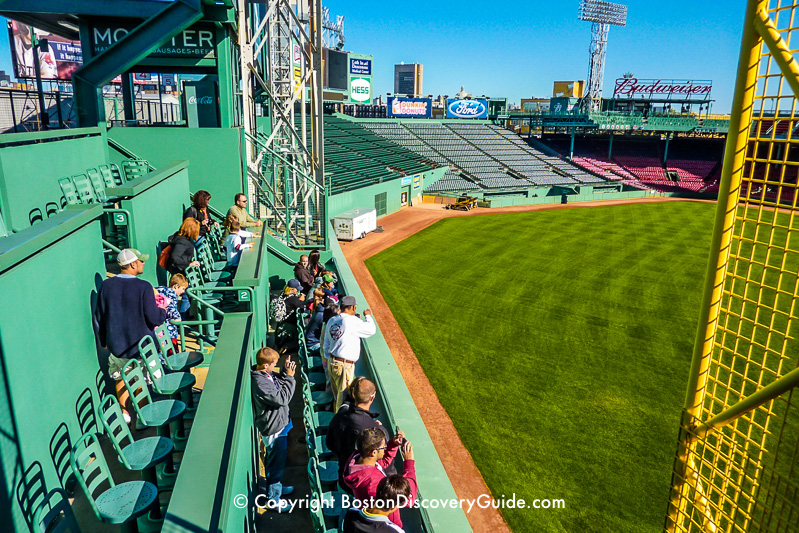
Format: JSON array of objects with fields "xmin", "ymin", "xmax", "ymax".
[
  {"xmin": 106, "ymin": 137, "xmax": 157, "ymax": 170},
  {"xmin": 100, "ymin": 238, "xmax": 122, "ymax": 254}
]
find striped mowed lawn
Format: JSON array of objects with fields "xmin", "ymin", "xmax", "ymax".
[{"xmin": 366, "ymin": 201, "xmax": 718, "ymax": 533}]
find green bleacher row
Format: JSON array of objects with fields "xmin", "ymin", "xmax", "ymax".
[{"xmin": 298, "ymin": 115, "xmax": 439, "ymax": 194}]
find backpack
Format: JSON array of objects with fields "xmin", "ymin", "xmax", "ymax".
[
  {"xmin": 158, "ymin": 243, "xmax": 172, "ymax": 269},
  {"xmin": 270, "ymin": 295, "xmax": 288, "ymax": 322}
]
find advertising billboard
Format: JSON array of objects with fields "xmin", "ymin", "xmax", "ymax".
[
  {"xmin": 553, "ymin": 80, "xmax": 584, "ymax": 98},
  {"xmin": 446, "ymin": 98, "xmax": 488, "ymax": 119},
  {"xmin": 612, "ymin": 78, "xmax": 712, "ymax": 98},
  {"xmin": 8, "ymin": 20, "xmax": 82, "ymax": 80},
  {"xmin": 91, "ymin": 22, "xmax": 216, "ymax": 58},
  {"xmin": 387, "ymin": 97, "xmax": 432, "ymax": 118},
  {"xmin": 349, "ymin": 76, "xmax": 371, "ymax": 103},
  {"xmin": 350, "ymin": 58, "xmax": 371, "ymax": 75}
]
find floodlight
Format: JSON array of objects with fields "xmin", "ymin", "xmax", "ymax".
[{"xmin": 578, "ymin": 0, "xmax": 627, "ymax": 27}]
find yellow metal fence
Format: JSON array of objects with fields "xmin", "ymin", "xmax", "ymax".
[{"xmin": 667, "ymin": 1, "xmax": 799, "ymax": 532}]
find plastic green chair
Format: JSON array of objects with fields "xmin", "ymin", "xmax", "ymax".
[
  {"xmin": 306, "ymin": 406, "xmax": 334, "ymax": 429},
  {"xmin": 303, "ymin": 409, "xmax": 337, "ymax": 485},
  {"xmin": 138, "ymin": 336, "xmax": 196, "ymax": 410},
  {"xmin": 98, "ymin": 164, "xmax": 116, "ymax": 189},
  {"xmin": 72, "ymin": 174, "xmax": 97, "ymax": 204},
  {"xmin": 69, "ymin": 432, "xmax": 158, "ymax": 531},
  {"xmin": 152, "ymin": 323, "xmax": 204, "ymax": 372},
  {"xmin": 121, "ymin": 359, "xmax": 186, "ymax": 442},
  {"xmin": 97, "ymin": 396, "xmax": 176, "ymax": 490},
  {"xmin": 122, "ymin": 159, "xmax": 150, "ymax": 182},
  {"xmin": 58, "ymin": 177, "xmax": 80, "ymax": 205},
  {"xmin": 86, "ymin": 168, "xmax": 107, "ymax": 202},
  {"xmin": 307, "ymin": 457, "xmax": 342, "ymax": 518},
  {"xmin": 303, "ymin": 380, "xmax": 333, "ymax": 411},
  {"xmin": 33, "ymin": 488, "xmax": 81, "ymax": 533},
  {"xmin": 299, "ymin": 358, "xmax": 327, "ymax": 391},
  {"xmin": 109, "ymin": 163, "xmax": 124, "ymax": 186}
]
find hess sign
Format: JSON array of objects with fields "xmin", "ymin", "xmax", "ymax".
[
  {"xmin": 446, "ymin": 98, "xmax": 488, "ymax": 119},
  {"xmin": 613, "ymin": 78, "xmax": 712, "ymax": 98}
]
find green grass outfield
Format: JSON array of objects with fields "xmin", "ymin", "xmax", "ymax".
[{"xmin": 365, "ymin": 201, "xmax": 717, "ymax": 533}]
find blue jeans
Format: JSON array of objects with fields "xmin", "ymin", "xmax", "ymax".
[{"xmin": 264, "ymin": 420, "xmax": 293, "ymax": 488}]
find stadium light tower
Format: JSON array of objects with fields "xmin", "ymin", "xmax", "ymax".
[{"xmin": 578, "ymin": 0, "xmax": 627, "ymax": 113}]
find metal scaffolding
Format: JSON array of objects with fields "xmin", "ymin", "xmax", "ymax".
[{"xmin": 238, "ymin": 0, "xmax": 326, "ymax": 249}]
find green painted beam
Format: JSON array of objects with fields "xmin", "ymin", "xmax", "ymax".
[
  {"xmin": 74, "ymin": 0, "xmax": 204, "ymax": 127},
  {"xmin": 0, "ymin": 0, "xmax": 166, "ymax": 17},
  {"xmin": 163, "ymin": 312, "xmax": 255, "ymax": 533},
  {"xmin": 0, "ymin": 126, "xmax": 102, "ymax": 146},
  {"xmin": 0, "ymin": 205, "xmax": 103, "ymax": 273}
]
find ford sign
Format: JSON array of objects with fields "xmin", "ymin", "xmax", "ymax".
[{"xmin": 446, "ymin": 98, "xmax": 488, "ymax": 119}]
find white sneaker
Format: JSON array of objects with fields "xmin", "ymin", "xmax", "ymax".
[
  {"xmin": 122, "ymin": 411, "xmax": 131, "ymax": 424},
  {"xmin": 269, "ymin": 498, "xmax": 291, "ymax": 513}
]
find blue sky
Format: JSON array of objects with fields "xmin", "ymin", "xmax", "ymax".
[
  {"xmin": 1, "ymin": 2, "xmax": 748, "ymax": 112},
  {"xmin": 324, "ymin": 0, "xmax": 748, "ymax": 113}
]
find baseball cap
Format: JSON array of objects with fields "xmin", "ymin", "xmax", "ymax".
[
  {"xmin": 340, "ymin": 295, "xmax": 357, "ymax": 307},
  {"xmin": 322, "ymin": 274, "xmax": 336, "ymax": 283},
  {"xmin": 117, "ymin": 248, "xmax": 149, "ymax": 266},
  {"xmin": 287, "ymin": 279, "xmax": 303, "ymax": 291}
]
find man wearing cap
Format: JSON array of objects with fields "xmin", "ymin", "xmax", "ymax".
[
  {"xmin": 323, "ymin": 295, "xmax": 376, "ymax": 411},
  {"xmin": 95, "ymin": 249, "xmax": 167, "ymax": 420}
]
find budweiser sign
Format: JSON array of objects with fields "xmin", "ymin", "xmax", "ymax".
[{"xmin": 613, "ymin": 78, "xmax": 712, "ymax": 97}]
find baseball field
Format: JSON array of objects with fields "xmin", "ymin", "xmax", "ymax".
[{"xmin": 365, "ymin": 200, "xmax": 718, "ymax": 533}]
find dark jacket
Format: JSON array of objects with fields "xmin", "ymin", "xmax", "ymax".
[
  {"xmin": 166, "ymin": 233, "xmax": 195, "ymax": 275},
  {"xmin": 95, "ymin": 275, "xmax": 167, "ymax": 358},
  {"xmin": 342, "ymin": 509, "xmax": 405, "ymax": 533},
  {"xmin": 251, "ymin": 366, "xmax": 295, "ymax": 436},
  {"xmin": 183, "ymin": 205, "xmax": 210, "ymax": 237},
  {"xmin": 305, "ymin": 305, "xmax": 325, "ymax": 347},
  {"xmin": 294, "ymin": 262, "xmax": 314, "ymax": 292},
  {"xmin": 279, "ymin": 294, "xmax": 305, "ymax": 325},
  {"xmin": 327, "ymin": 400, "xmax": 389, "ymax": 488}
]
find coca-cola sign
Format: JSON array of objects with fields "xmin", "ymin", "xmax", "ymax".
[
  {"xmin": 613, "ymin": 78, "xmax": 712, "ymax": 98},
  {"xmin": 188, "ymin": 95, "xmax": 214, "ymax": 105}
]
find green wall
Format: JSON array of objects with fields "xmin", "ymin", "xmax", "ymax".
[
  {"xmin": 107, "ymin": 127, "xmax": 245, "ymax": 208},
  {"xmin": 328, "ymin": 166, "xmax": 448, "ymax": 218},
  {"xmin": 0, "ymin": 208, "xmax": 106, "ymax": 531},
  {"xmin": 116, "ymin": 163, "xmax": 192, "ymax": 284},
  {"xmin": 0, "ymin": 128, "xmax": 107, "ymax": 233}
]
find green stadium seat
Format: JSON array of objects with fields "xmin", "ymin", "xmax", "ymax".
[
  {"xmin": 33, "ymin": 488, "xmax": 82, "ymax": 533},
  {"xmin": 72, "ymin": 174, "xmax": 97, "ymax": 204},
  {"xmin": 86, "ymin": 168, "xmax": 107, "ymax": 202},
  {"xmin": 69, "ymin": 432, "xmax": 159, "ymax": 526},
  {"xmin": 153, "ymin": 323, "xmax": 205, "ymax": 372},
  {"xmin": 97, "ymin": 395, "xmax": 176, "ymax": 490},
  {"xmin": 121, "ymin": 359, "xmax": 187, "ymax": 443},
  {"xmin": 58, "ymin": 177, "xmax": 80, "ymax": 206},
  {"xmin": 138, "ymin": 336, "xmax": 197, "ymax": 410}
]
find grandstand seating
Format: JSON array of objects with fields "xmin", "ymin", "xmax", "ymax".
[
  {"xmin": 361, "ymin": 120, "xmax": 607, "ymax": 194},
  {"xmin": 301, "ymin": 115, "xmax": 439, "ymax": 195}
]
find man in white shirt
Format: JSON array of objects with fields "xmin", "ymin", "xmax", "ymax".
[{"xmin": 324, "ymin": 295, "xmax": 376, "ymax": 411}]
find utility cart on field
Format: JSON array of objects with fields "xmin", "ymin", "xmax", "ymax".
[{"xmin": 446, "ymin": 194, "xmax": 478, "ymax": 211}]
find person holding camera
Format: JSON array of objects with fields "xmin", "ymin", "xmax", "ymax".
[
  {"xmin": 251, "ymin": 347, "xmax": 296, "ymax": 512},
  {"xmin": 343, "ymin": 427, "xmax": 417, "ymax": 529}
]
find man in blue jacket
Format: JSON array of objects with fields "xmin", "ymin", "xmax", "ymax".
[
  {"xmin": 96, "ymin": 249, "xmax": 167, "ymax": 422},
  {"xmin": 252, "ymin": 346, "xmax": 296, "ymax": 512}
]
